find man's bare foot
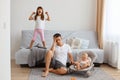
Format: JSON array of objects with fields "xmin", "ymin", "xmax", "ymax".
[
  {"xmin": 42, "ymin": 68, "xmax": 53, "ymax": 72},
  {"xmin": 49, "ymin": 68, "xmax": 54, "ymax": 72},
  {"xmin": 42, "ymin": 71, "xmax": 49, "ymax": 77},
  {"xmin": 42, "ymin": 68, "xmax": 46, "ymax": 72}
]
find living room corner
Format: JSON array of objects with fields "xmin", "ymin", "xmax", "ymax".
[
  {"xmin": 9, "ymin": 0, "xmax": 120, "ymax": 80},
  {"xmin": 11, "ymin": 0, "xmax": 119, "ymax": 80}
]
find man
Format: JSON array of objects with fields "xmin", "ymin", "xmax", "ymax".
[{"xmin": 42, "ymin": 33, "xmax": 74, "ymax": 77}]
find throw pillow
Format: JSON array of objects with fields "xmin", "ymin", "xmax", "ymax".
[
  {"xmin": 68, "ymin": 37, "xmax": 89, "ymax": 49},
  {"xmin": 66, "ymin": 37, "xmax": 74, "ymax": 46},
  {"xmin": 80, "ymin": 39, "xmax": 89, "ymax": 49},
  {"xmin": 71, "ymin": 38, "xmax": 81, "ymax": 49}
]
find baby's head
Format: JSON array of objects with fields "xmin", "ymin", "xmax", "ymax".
[{"xmin": 81, "ymin": 52, "xmax": 88, "ymax": 60}]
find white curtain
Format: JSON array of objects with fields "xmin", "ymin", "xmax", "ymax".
[{"xmin": 103, "ymin": 0, "xmax": 120, "ymax": 69}]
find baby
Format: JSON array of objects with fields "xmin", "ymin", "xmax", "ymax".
[{"xmin": 74, "ymin": 52, "xmax": 91, "ymax": 70}]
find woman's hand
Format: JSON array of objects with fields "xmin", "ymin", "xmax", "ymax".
[
  {"xmin": 29, "ymin": 12, "xmax": 35, "ymax": 20},
  {"xmin": 45, "ymin": 12, "xmax": 48, "ymax": 15},
  {"xmin": 32, "ymin": 12, "xmax": 36, "ymax": 15},
  {"xmin": 45, "ymin": 12, "xmax": 50, "ymax": 21}
]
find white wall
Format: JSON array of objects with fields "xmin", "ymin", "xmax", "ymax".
[
  {"xmin": 0, "ymin": 0, "xmax": 10, "ymax": 80},
  {"xmin": 11, "ymin": 0, "xmax": 97, "ymax": 59}
]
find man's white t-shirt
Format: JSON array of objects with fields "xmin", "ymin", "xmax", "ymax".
[{"xmin": 54, "ymin": 44, "xmax": 72, "ymax": 66}]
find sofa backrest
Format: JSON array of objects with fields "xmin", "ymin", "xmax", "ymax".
[{"xmin": 20, "ymin": 30, "xmax": 99, "ymax": 49}]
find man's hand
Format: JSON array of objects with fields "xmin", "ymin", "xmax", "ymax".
[
  {"xmin": 68, "ymin": 53, "xmax": 74, "ymax": 65},
  {"xmin": 73, "ymin": 62, "xmax": 78, "ymax": 65},
  {"xmin": 53, "ymin": 37, "xmax": 57, "ymax": 45},
  {"xmin": 71, "ymin": 60, "xmax": 75, "ymax": 65},
  {"xmin": 50, "ymin": 37, "xmax": 56, "ymax": 52}
]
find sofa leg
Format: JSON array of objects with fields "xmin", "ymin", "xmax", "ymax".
[
  {"xmin": 36, "ymin": 62, "xmax": 45, "ymax": 68},
  {"xmin": 20, "ymin": 64, "xmax": 29, "ymax": 68},
  {"xmin": 94, "ymin": 63, "xmax": 102, "ymax": 67}
]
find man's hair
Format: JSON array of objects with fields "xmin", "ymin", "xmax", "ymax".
[{"xmin": 53, "ymin": 33, "xmax": 61, "ymax": 38}]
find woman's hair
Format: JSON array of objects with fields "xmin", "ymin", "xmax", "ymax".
[{"xmin": 35, "ymin": 6, "xmax": 44, "ymax": 20}]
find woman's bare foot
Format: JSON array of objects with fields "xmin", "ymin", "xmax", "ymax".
[{"xmin": 42, "ymin": 71, "xmax": 49, "ymax": 77}]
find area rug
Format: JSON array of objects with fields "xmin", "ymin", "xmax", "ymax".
[{"xmin": 29, "ymin": 68, "xmax": 115, "ymax": 80}]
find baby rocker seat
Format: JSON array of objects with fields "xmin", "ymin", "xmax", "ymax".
[{"xmin": 68, "ymin": 51, "xmax": 97, "ymax": 77}]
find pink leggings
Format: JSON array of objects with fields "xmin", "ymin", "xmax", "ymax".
[{"xmin": 32, "ymin": 29, "xmax": 45, "ymax": 41}]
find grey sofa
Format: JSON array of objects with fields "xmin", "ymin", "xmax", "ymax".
[{"xmin": 15, "ymin": 30, "xmax": 104, "ymax": 66}]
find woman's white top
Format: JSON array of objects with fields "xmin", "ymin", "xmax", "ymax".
[{"xmin": 35, "ymin": 16, "xmax": 45, "ymax": 29}]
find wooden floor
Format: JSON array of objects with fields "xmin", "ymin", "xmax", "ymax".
[
  {"xmin": 101, "ymin": 64, "xmax": 120, "ymax": 80},
  {"xmin": 11, "ymin": 60, "xmax": 120, "ymax": 80}
]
